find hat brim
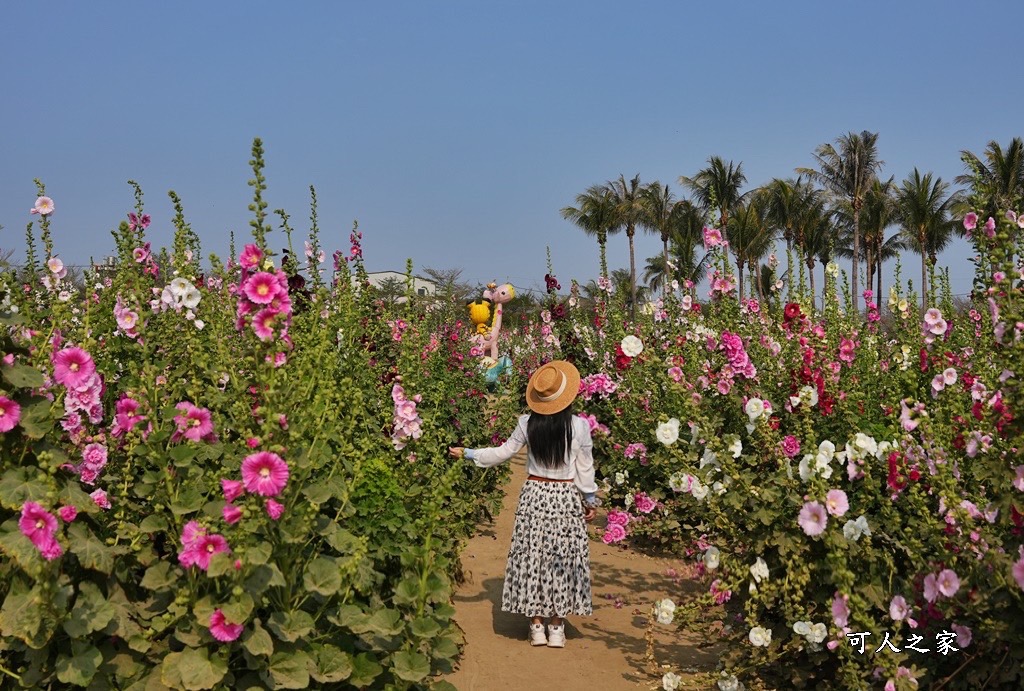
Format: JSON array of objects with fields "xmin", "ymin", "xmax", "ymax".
[{"xmin": 526, "ymin": 360, "xmax": 581, "ymax": 414}]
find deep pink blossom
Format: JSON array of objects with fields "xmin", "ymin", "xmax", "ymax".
[
  {"xmin": 180, "ymin": 531, "xmax": 230, "ymax": 571},
  {"xmin": 242, "ymin": 272, "xmax": 281, "ymax": 305},
  {"xmin": 702, "ymin": 226, "xmax": 722, "ymax": 247},
  {"xmin": 602, "ymin": 523, "xmax": 627, "ymax": 544},
  {"xmin": 266, "ymin": 499, "xmax": 285, "ymax": 520},
  {"xmin": 173, "ymin": 402, "xmax": 215, "ymax": 442},
  {"xmin": 239, "ymin": 243, "xmax": 263, "ymax": 270},
  {"xmin": 58, "ymin": 506, "xmax": 78, "ymax": 522},
  {"xmin": 252, "ymin": 307, "xmax": 282, "ymax": 341},
  {"xmin": 209, "ymin": 609, "xmax": 244, "ymax": 642},
  {"xmin": 241, "ymin": 451, "xmax": 289, "ymax": 496},
  {"xmin": 19, "ymin": 502, "xmax": 58, "ymax": 548},
  {"xmin": 606, "ymin": 510, "xmax": 631, "ymax": 526},
  {"xmin": 634, "ymin": 492, "xmax": 657, "ymax": 514},
  {"xmin": 52, "ymin": 347, "xmax": 96, "ymax": 389},
  {"xmin": 0, "ymin": 396, "xmax": 21, "ymax": 433},
  {"xmin": 780, "ymin": 435, "xmax": 801, "ymax": 458},
  {"xmin": 222, "ymin": 504, "xmax": 243, "ymax": 525},
  {"xmin": 90, "ymin": 489, "xmax": 111, "ymax": 509},
  {"xmin": 222, "ymin": 479, "xmax": 245, "ymax": 503},
  {"xmin": 963, "ymin": 212, "xmax": 978, "ymax": 231}
]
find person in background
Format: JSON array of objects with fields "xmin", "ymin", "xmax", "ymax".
[{"xmin": 450, "ymin": 360, "xmax": 598, "ymax": 648}]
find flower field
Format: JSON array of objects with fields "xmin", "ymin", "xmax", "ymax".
[{"xmin": 3, "ymin": 138, "xmax": 1024, "ymax": 691}]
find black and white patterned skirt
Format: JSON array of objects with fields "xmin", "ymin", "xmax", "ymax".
[{"xmin": 501, "ymin": 480, "xmax": 593, "ymax": 618}]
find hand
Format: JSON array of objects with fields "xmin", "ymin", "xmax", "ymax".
[
  {"xmin": 448, "ymin": 447, "xmax": 465, "ymax": 459},
  {"xmin": 583, "ymin": 506, "xmax": 597, "ymax": 522}
]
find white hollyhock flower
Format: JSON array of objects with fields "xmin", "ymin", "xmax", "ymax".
[
  {"xmin": 656, "ymin": 418, "xmax": 681, "ymax": 446},
  {"xmin": 750, "ymin": 557, "xmax": 769, "ymax": 583},
  {"xmin": 744, "ymin": 398, "xmax": 765, "ymax": 421},
  {"xmin": 703, "ymin": 546, "xmax": 720, "ymax": 570},
  {"xmin": 662, "ymin": 672, "xmax": 682, "ymax": 690},
  {"xmin": 182, "ymin": 287, "xmax": 201, "ymax": 309},
  {"xmin": 620, "ymin": 335, "xmax": 643, "ymax": 357},
  {"xmin": 748, "ymin": 626, "xmax": 772, "ymax": 647}
]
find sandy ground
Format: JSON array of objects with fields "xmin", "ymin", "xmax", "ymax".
[{"xmin": 441, "ymin": 453, "xmax": 719, "ymax": 690}]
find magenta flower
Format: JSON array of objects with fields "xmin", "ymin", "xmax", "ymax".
[
  {"xmin": 209, "ymin": 609, "xmax": 245, "ymax": 642},
  {"xmin": 58, "ymin": 506, "xmax": 78, "ymax": 522},
  {"xmin": 242, "ymin": 272, "xmax": 281, "ymax": 305},
  {"xmin": 181, "ymin": 520, "xmax": 206, "ymax": 548},
  {"xmin": 0, "ymin": 396, "xmax": 21, "ymax": 433},
  {"xmin": 222, "ymin": 504, "xmax": 243, "ymax": 525},
  {"xmin": 252, "ymin": 307, "xmax": 281, "ymax": 341},
  {"xmin": 825, "ymin": 489, "xmax": 849, "ymax": 517},
  {"xmin": 239, "ymin": 243, "xmax": 263, "ymax": 270},
  {"xmin": 702, "ymin": 226, "xmax": 723, "ymax": 248},
  {"xmin": 602, "ymin": 523, "xmax": 627, "ymax": 544},
  {"xmin": 173, "ymin": 402, "xmax": 215, "ymax": 442},
  {"xmin": 52, "ymin": 347, "xmax": 96, "ymax": 390},
  {"xmin": 127, "ymin": 212, "xmax": 151, "ymax": 231},
  {"xmin": 963, "ymin": 212, "xmax": 978, "ymax": 231},
  {"xmin": 798, "ymin": 501, "xmax": 828, "ymax": 536},
  {"xmin": 266, "ymin": 499, "xmax": 285, "ymax": 520},
  {"xmin": 222, "ymin": 479, "xmax": 245, "ymax": 503},
  {"xmin": 606, "ymin": 510, "xmax": 630, "ymax": 526},
  {"xmin": 241, "ymin": 451, "xmax": 289, "ymax": 496},
  {"xmin": 780, "ymin": 435, "xmax": 801, "ymax": 458},
  {"xmin": 80, "ymin": 442, "xmax": 108, "ymax": 485},
  {"xmin": 19, "ymin": 502, "xmax": 58, "ymax": 547},
  {"xmin": 634, "ymin": 492, "xmax": 657, "ymax": 514},
  {"xmin": 90, "ymin": 489, "xmax": 111, "ymax": 509},
  {"xmin": 936, "ymin": 568, "xmax": 960, "ymax": 597},
  {"xmin": 180, "ymin": 532, "xmax": 230, "ymax": 571}
]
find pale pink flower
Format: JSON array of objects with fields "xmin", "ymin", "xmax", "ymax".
[
  {"xmin": 798, "ymin": 501, "xmax": 828, "ymax": 536},
  {"xmin": 265, "ymin": 499, "xmax": 285, "ymax": 520},
  {"xmin": 52, "ymin": 347, "xmax": 96, "ymax": 389},
  {"xmin": 241, "ymin": 451, "xmax": 289, "ymax": 496},
  {"xmin": 0, "ymin": 396, "xmax": 21, "ymax": 433},
  {"xmin": 923, "ymin": 308, "xmax": 943, "ymax": 327},
  {"xmin": 936, "ymin": 568, "xmax": 960, "ymax": 597},
  {"xmin": 1014, "ymin": 547, "xmax": 1024, "ymax": 590},
  {"xmin": 923, "ymin": 573, "xmax": 939, "ymax": 603},
  {"xmin": 47, "ymin": 256, "xmax": 64, "ymax": 274},
  {"xmin": 222, "ymin": 504, "xmax": 243, "ymax": 524},
  {"xmin": 889, "ymin": 595, "xmax": 909, "ymax": 621},
  {"xmin": 209, "ymin": 609, "xmax": 244, "ymax": 642},
  {"xmin": 667, "ymin": 366, "xmax": 683, "ymax": 382},
  {"xmin": 33, "ymin": 196, "xmax": 55, "ymax": 215},
  {"xmin": 963, "ymin": 212, "xmax": 978, "ymax": 231},
  {"xmin": 985, "ymin": 216, "xmax": 996, "ymax": 238},
  {"xmin": 951, "ymin": 624, "xmax": 972, "ymax": 648},
  {"xmin": 825, "ymin": 489, "xmax": 849, "ymax": 517},
  {"xmin": 116, "ymin": 310, "xmax": 139, "ymax": 331},
  {"xmin": 221, "ymin": 479, "xmax": 245, "ymax": 503},
  {"xmin": 702, "ymin": 226, "xmax": 722, "ymax": 247},
  {"xmin": 1013, "ymin": 466, "xmax": 1024, "ymax": 492},
  {"xmin": 133, "ymin": 247, "xmax": 149, "ymax": 263},
  {"xmin": 831, "ymin": 592, "xmax": 849, "ymax": 628},
  {"xmin": 942, "ymin": 367, "xmax": 958, "ymax": 386}
]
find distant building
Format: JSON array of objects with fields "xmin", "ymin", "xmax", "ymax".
[{"xmin": 358, "ymin": 271, "xmax": 437, "ymax": 298}]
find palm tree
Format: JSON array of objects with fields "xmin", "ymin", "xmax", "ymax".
[
  {"xmin": 955, "ymin": 137, "xmax": 1024, "ymax": 218},
  {"xmin": 727, "ymin": 195, "xmax": 776, "ymax": 301},
  {"xmin": 561, "ymin": 185, "xmax": 620, "ymax": 281},
  {"xmin": 895, "ymin": 168, "xmax": 957, "ymax": 311},
  {"xmin": 798, "ymin": 131, "xmax": 884, "ymax": 303},
  {"xmin": 834, "ymin": 177, "xmax": 902, "ymax": 304},
  {"xmin": 679, "ymin": 156, "xmax": 747, "ymax": 265},
  {"xmin": 610, "ymin": 267, "xmax": 648, "ymax": 311},
  {"xmin": 640, "ymin": 182, "xmax": 677, "ymax": 295},
  {"xmin": 642, "ymin": 232, "xmax": 712, "ymax": 293},
  {"xmin": 801, "ymin": 205, "xmax": 835, "ymax": 308},
  {"xmin": 606, "ymin": 174, "xmax": 645, "ymax": 317},
  {"xmin": 764, "ymin": 177, "xmax": 818, "ymax": 278}
]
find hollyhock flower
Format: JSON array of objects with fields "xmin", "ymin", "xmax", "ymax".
[
  {"xmin": 951, "ymin": 624, "xmax": 972, "ymax": 648},
  {"xmin": 243, "ymin": 272, "xmax": 281, "ymax": 305},
  {"xmin": 620, "ymin": 335, "xmax": 643, "ymax": 357},
  {"xmin": 703, "ymin": 546, "xmax": 721, "ymax": 569},
  {"xmin": 750, "ymin": 557, "xmax": 769, "ymax": 583},
  {"xmin": 889, "ymin": 595, "xmax": 909, "ymax": 621},
  {"xmin": 241, "ymin": 451, "xmax": 289, "ymax": 496},
  {"xmin": 963, "ymin": 212, "xmax": 978, "ymax": 231},
  {"xmin": 655, "ymin": 418, "xmax": 680, "ymax": 446},
  {"xmin": 90, "ymin": 489, "xmax": 111, "ymax": 509},
  {"xmin": 58, "ymin": 505, "xmax": 78, "ymax": 522},
  {"xmin": 0, "ymin": 396, "xmax": 21, "ymax": 433},
  {"xmin": 667, "ymin": 366, "xmax": 683, "ymax": 382},
  {"xmin": 985, "ymin": 216, "xmax": 996, "ymax": 237},
  {"xmin": 923, "ymin": 573, "xmax": 939, "ymax": 603},
  {"xmin": 825, "ymin": 489, "xmax": 849, "ymax": 517},
  {"xmin": 208, "ymin": 609, "xmax": 244, "ymax": 642},
  {"xmin": 832, "ymin": 592, "xmax": 850, "ymax": 628},
  {"xmin": 173, "ymin": 402, "xmax": 215, "ymax": 442},
  {"xmin": 936, "ymin": 568, "xmax": 960, "ymax": 597},
  {"xmin": 52, "ymin": 347, "xmax": 96, "ymax": 389},
  {"xmin": 222, "ymin": 504, "xmax": 243, "ymax": 524},
  {"xmin": 222, "ymin": 479, "xmax": 245, "ymax": 503},
  {"xmin": 798, "ymin": 501, "xmax": 828, "ymax": 536},
  {"xmin": 180, "ymin": 532, "xmax": 230, "ymax": 571},
  {"xmin": 240, "ymin": 244, "xmax": 263, "ymax": 269},
  {"xmin": 744, "ymin": 398, "xmax": 765, "ymax": 421},
  {"xmin": 252, "ymin": 307, "xmax": 281, "ymax": 341},
  {"xmin": 19, "ymin": 502, "xmax": 58, "ymax": 549},
  {"xmin": 748, "ymin": 626, "xmax": 771, "ymax": 647},
  {"xmin": 32, "ymin": 196, "xmax": 55, "ymax": 215},
  {"xmin": 182, "ymin": 287, "xmax": 201, "ymax": 310},
  {"xmin": 780, "ymin": 435, "xmax": 801, "ymax": 458},
  {"xmin": 602, "ymin": 523, "xmax": 627, "ymax": 544},
  {"xmin": 80, "ymin": 442, "xmax": 108, "ymax": 485},
  {"xmin": 702, "ymin": 226, "xmax": 722, "ymax": 247},
  {"xmin": 606, "ymin": 510, "xmax": 630, "ymax": 526},
  {"xmin": 634, "ymin": 492, "xmax": 657, "ymax": 514},
  {"xmin": 653, "ymin": 598, "xmax": 676, "ymax": 625},
  {"xmin": 47, "ymin": 256, "xmax": 64, "ymax": 274},
  {"xmin": 265, "ymin": 499, "xmax": 285, "ymax": 520},
  {"xmin": 710, "ymin": 579, "xmax": 731, "ymax": 605},
  {"xmin": 838, "ymin": 338, "xmax": 856, "ymax": 363}
]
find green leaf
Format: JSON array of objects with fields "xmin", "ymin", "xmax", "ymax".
[
  {"xmin": 348, "ymin": 653, "xmax": 382, "ymax": 688},
  {"xmin": 0, "ymin": 578, "xmax": 42, "ymax": 646},
  {"xmin": 430, "ymin": 635, "xmax": 460, "ymax": 661},
  {"xmin": 18, "ymin": 396, "xmax": 54, "ymax": 439},
  {"xmin": 325, "ymin": 526, "xmax": 361, "ymax": 554},
  {"xmin": 302, "ymin": 482, "xmax": 331, "ymax": 505},
  {"xmin": 2, "ymin": 363, "xmax": 44, "ymax": 388},
  {"xmin": 169, "ymin": 444, "xmax": 197, "ymax": 465},
  {"xmin": 360, "ymin": 608, "xmax": 403, "ymax": 636},
  {"xmin": 55, "ymin": 642, "xmax": 103, "ymax": 687},
  {"xmin": 266, "ymin": 650, "xmax": 311, "ymax": 689},
  {"xmin": 410, "ymin": 616, "xmax": 441, "ymax": 639},
  {"xmin": 267, "ymin": 610, "xmax": 315, "ymax": 643},
  {"xmin": 244, "ymin": 542, "xmax": 272, "ymax": 565},
  {"xmin": 392, "ymin": 576, "xmax": 420, "ymax": 606},
  {"xmin": 68, "ymin": 522, "xmax": 116, "ymax": 573},
  {"xmin": 169, "ymin": 488, "xmax": 204, "ymax": 516},
  {"xmin": 308, "ymin": 643, "xmax": 352, "ymax": 683},
  {"xmin": 242, "ymin": 620, "xmax": 274, "ymax": 658},
  {"xmin": 140, "ymin": 562, "xmax": 179, "ymax": 592},
  {"xmin": 0, "ymin": 468, "xmax": 49, "ymax": 509},
  {"xmin": 303, "ymin": 556, "xmax": 342, "ymax": 597},
  {"xmin": 206, "ymin": 552, "xmax": 235, "ymax": 578},
  {"xmin": 431, "ymin": 682, "xmax": 459, "ymax": 691},
  {"xmin": 63, "ymin": 582, "xmax": 116, "ymax": 638},
  {"xmin": 160, "ymin": 648, "xmax": 227, "ymax": 691},
  {"xmin": 391, "ymin": 650, "xmax": 430, "ymax": 682},
  {"xmin": 220, "ymin": 594, "xmax": 254, "ymax": 624},
  {"xmin": 0, "ymin": 518, "xmax": 42, "ymax": 570}
]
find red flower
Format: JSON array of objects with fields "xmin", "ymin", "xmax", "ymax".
[{"xmin": 783, "ymin": 303, "xmax": 802, "ymax": 322}]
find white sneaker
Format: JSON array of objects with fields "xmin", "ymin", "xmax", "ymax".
[
  {"xmin": 546, "ymin": 624, "xmax": 565, "ymax": 648},
  {"xmin": 529, "ymin": 623, "xmax": 547, "ymax": 646}
]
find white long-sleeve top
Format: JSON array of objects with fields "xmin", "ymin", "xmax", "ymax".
[{"xmin": 468, "ymin": 414, "xmax": 598, "ymax": 496}]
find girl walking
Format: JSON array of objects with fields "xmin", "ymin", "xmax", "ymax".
[{"xmin": 449, "ymin": 360, "xmax": 598, "ymax": 648}]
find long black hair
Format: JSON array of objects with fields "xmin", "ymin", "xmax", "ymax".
[{"xmin": 527, "ymin": 407, "xmax": 574, "ymax": 468}]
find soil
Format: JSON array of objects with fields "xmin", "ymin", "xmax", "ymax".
[{"xmin": 442, "ymin": 453, "xmax": 720, "ymax": 690}]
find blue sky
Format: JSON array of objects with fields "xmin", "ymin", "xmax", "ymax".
[{"xmin": 2, "ymin": 1, "xmax": 1021, "ymax": 300}]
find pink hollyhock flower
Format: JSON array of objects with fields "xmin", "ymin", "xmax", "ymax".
[
  {"xmin": 173, "ymin": 402, "xmax": 215, "ymax": 442},
  {"xmin": 951, "ymin": 624, "xmax": 972, "ymax": 648},
  {"xmin": 889, "ymin": 595, "xmax": 909, "ymax": 621},
  {"xmin": 832, "ymin": 592, "xmax": 849, "ymax": 628},
  {"xmin": 606, "ymin": 510, "xmax": 630, "ymax": 526},
  {"xmin": 180, "ymin": 533, "xmax": 230, "ymax": 571},
  {"xmin": 1013, "ymin": 466, "xmax": 1024, "ymax": 491},
  {"xmin": 923, "ymin": 573, "xmax": 939, "ymax": 603},
  {"xmin": 58, "ymin": 506, "xmax": 78, "ymax": 522},
  {"xmin": 19, "ymin": 502, "xmax": 58, "ymax": 549},
  {"xmin": 222, "ymin": 504, "xmax": 243, "ymax": 524},
  {"xmin": 116, "ymin": 310, "xmax": 139, "ymax": 332},
  {"xmin": 984, "ymin": 216, "xmax": 996, "ymax": 238},
  {"xmin": 602, "ymin": 523, "xmax": 627, "ymax": 544},
  {"xmin": 838, "ymin": 338, "xmax": 856, "ymax": 363},
  {"xmin": 667, "ymin": 366, "xmax": 683, "ymax": 382},
  {"xmin": 33, "ymin": 196, "xmax": 55, "ymax": 215},
  {"xmin": 780, "ymin": 435, "xmax": 801, "ymax": 458},
  {"xmin": 90, "ymin": 489, "xmax": 111, "ymax": 509},
  {"xmin": 702, "ymin": 226, "xmax": 722, "ymax": 247},
  {"xmin": 239, "ymin": 243, "xmax": 263, "ymax": 270},
  {"xmin": 209, "ymin": 609, "xmax": 244, "ymax": 642},
  {"xmin": 252, "ymin": 307, "xmax": 281, "ymax": 341},
  {"xmin": 241, "ymin": 451, "xmax": 289, "ymax": 496},
  {"xmin": 0, "ymin": 396, "xmax": 21, "ymax": 433},
  {"xmin": 52, "ymin": 347, "xmax": 96, "ymax": 389},
  {"xmin": 936, "ymin": 568, "xmax": 960, "ymax": 597},
  {"xmin": 265, "ymin": 499, "xmax": 285, "ymax": 520},
  {"xmin": 242, "ymin": 272, "xmax": 281, "ymax": 305},
  {"xmin": 963, "ymin": 212, "xmax": 978, "ymax": 231},
  {"xmin": 222, "ymin": 479, "xmax": 245, "ymax": 503},
  {"xmin": 133, "ymin": 247, "xmax": 149, "ymax": 263},
  {"xmin": 47, "ymin": 256, "xmax": 64, "ymax": 274},
  {"xmin": 710, "ymin": 579, "xmax": 731, "ymax": 605},
  {"xmin": 181, "ymin": 520, "xmax": 206, "ymax": 548},
  {"xmin": 634, "ymin": 492, "xmax": 657, "ymax": 514},
  {"xmin": 798, "ymin": 501, "xmax": 828, "ymax": 536},
  {"xmin": 825, "ymin": 489, "xmax": 849, "ymax": 517}
]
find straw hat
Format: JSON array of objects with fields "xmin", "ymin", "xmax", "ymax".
[{"xmin": 526, "ymin": 360, "xmax": 581, "ymax": 414}]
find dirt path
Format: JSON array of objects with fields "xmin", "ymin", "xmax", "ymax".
[{"xmin": 442, "ymin": 454, "xmax": 718, "ymax": 690}]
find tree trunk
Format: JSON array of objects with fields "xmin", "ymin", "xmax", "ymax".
[
  {"xmin": 628, "ymin": 225, "xmax": 637, "ymax": 319},
  {"xmin": 720, "ymin": 208, "xmax": 731, "ymax": 273},
  {"xmin": 852, "ymin": 202, "xmax": 861, "ymax": 310},
  {"xmin": 736, "ymin": 253, "xmax": 745, "ymax": 301},
  {"xmin": 808, "ymin": 259, "xmax": 816, "ymax": 311},
  {"xmin": 877, "ymin": 256, "xmax": 883, "ymax": 315},
  {"xmin": 663, "ymin": 233, "xmax": 670, "ymax": 298},
  {"xmin": 598, "ymin": 230, "xmax": 608, "ymax": 282},
  {"xmin": 920, "ymin": 229, "xmax": 927, "ymax": 313}
]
